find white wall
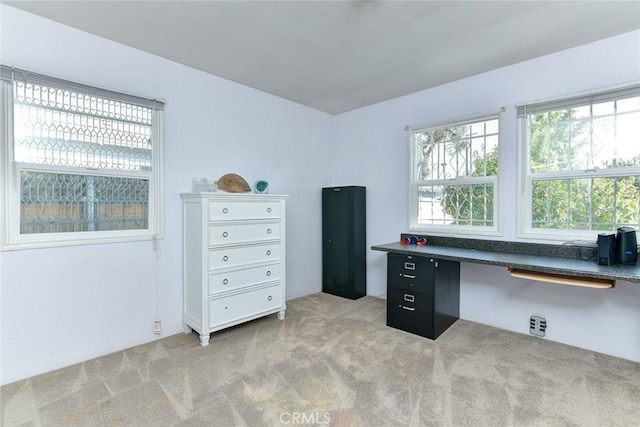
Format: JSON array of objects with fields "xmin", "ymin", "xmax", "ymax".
[
  {"xmin": 0, "ymin": 5, "xmax": 333, "ymax": 385},
  {"xmin": 331, "ymin": 29, "xmax": 640, "ymax": 361}
]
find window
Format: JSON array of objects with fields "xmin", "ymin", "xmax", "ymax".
[
  {"xmin": 518, "ymin": 85, "xmax": 640, "ymax": 240},
  {"xmin": 0, "ymin": 66, "xmax": 164, "ymax": 249},
  {"xmin": 409, "ymin": 114, "xmax": 500, "ymax": 234}
]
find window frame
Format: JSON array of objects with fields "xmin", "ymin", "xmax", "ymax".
[
  {"xmin": 408, "ymin": 111, "xmax": 503, "ymax": 237},
  {"xmin": 0, "ymin": 66, "xmax": 165, "ymax": 250},
  {"xmin": 517, "ymin": 85, "xmax": 640, "ymax": 242}
]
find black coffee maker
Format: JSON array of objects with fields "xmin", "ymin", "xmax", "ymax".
[{"xmin": 616, "ymin": 227, "xmax": 638, "ymax": 265}]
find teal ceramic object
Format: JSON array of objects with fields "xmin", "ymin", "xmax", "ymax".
[{"xmin": 254, "ymin": 180, "xmax": 269, "ymax": 194}]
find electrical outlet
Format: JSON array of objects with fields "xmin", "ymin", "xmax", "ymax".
[
  {"xmin": 529, "ymin": 314, "xmax": 547, "ymax": 337},
  {"xmin": 153, "ymin": 319, "xmax": 162, "ymax": 334}
]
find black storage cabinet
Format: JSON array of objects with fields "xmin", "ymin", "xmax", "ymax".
[
  {"xmin": 322, "ymin": 186, "xmax": 366, "ymax": 299},
  {"xmin": 386, "ymin": 253, "xmax": 460, "ymax": 339}
]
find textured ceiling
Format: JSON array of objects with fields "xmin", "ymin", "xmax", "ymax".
[{"xmin": 4, "ymin": 1, "xmax": 640, "ymax": 114}]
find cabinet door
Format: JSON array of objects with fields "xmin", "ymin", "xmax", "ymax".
[{"xmin": 322, "ymin": 189, "xmax": 352, "ymax": 293}]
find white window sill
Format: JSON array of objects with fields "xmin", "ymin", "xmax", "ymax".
[
  {"xmin": 1, "ymin": 232, "xmax": 161, "ymax": 251},
  {"xmin": 408, "ymin": 226, "xmax": 503, "ymax": 239}
]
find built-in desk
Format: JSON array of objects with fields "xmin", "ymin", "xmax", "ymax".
[{"xmin": 372, "ymin": 236, "xmax": 640, "ymax": 285}]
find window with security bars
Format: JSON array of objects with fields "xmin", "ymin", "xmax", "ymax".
[
  {"xmin": 519, "ymin": 85, "xmax": 640, "ymax": 238},
  {"xmin": 20, "ymin": 173, "xmax": 149, "ymax": 234},
  {"xmin": 1, "ymin": 65, "xmax": 164, "ymax": 248},
  {"xmin": 409, "ymin": 115, "xmax": 500, "ymax": 232}
]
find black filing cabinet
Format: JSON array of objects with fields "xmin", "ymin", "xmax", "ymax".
[
  {"xmin": 322, "ymin": 186, "xmax": 366, "ymax": 299},
  {"xmin": 386, "ymin": 253, "xmax": 460, "ymax": 339}
]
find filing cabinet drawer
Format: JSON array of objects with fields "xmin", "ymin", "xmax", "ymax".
[
  {"xmin": 209, "ymin": 200, "xmax": 281, "ymax": 221},
  {"xmin": 387, "ymin": 254, "xmax": 434, "ymax": 293},
  {"xmin": 209, "ymin": 284, "xmax": 283, "ymax": 328},
  {"xmin": 209, "ymin": 263, "xmax": 281, "ymax": 294},
  {"xmin": 388, "ymin": 253, "xmax": 434, "ymax": 278},
  {"xmin": 386, "ymin": 287, "xmax": 433, "ymax": 339},
  {"xmin": 209, "ymin": 222, "xmax": 281, "ymax": 245},
  {"xmin": 209, "ymin": 243, "xmax": 280, "ymax": 270}
]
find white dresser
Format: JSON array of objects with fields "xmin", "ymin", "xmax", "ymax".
[{"xmin": 181, "ymin": 193, "xmax": 287, "ymax": 346}]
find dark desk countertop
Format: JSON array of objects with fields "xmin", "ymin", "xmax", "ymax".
[{"xmin": 372, "ymin": 242, "xmax": 640, "ymax": 284}]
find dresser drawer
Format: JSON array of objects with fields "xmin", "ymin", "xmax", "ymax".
[
  {"xmin": 209, "ymin": 284, "xmax": 283, "ymax": 328},
  {"xmin": 209, "ymin": 264, "xmax": 281, "ymax": 294},
  {"xmin": 387, "ymin": 254, "xmax": 433, "ymax": 293},
  {"xmin": 209, "ymin": 200, "xmax": 281, "ymax": 221},
  {"xmin": 208, "ymin": 243, "xmax": 280, "ymax": 270},
  {"xmin": 209, "ymin": 222, "xmax": 281, "ymax": 245}
]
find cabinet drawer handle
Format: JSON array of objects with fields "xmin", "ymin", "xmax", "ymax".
[
  {"xmin": 404, "ymin": 262, "xmax": 415, "ymax": 270},
  {"xmin": 401, "ymin": 305, "xmax": 415, "ymax": 312},
  {"xmin": 266, "ymin": 250, "xmax": 272, "ymax": 256},
  {"xmin": 267, "ymin": 228, "xmax": 272, "ymax": 234},
  {"xmin": 401, "ymin": 274, "xmax": 415, "ymax": 279},
  {"xmin": 222, "ymin": 231, "xmax": 228, "ymax": 238},
  {"xmin": 222, "ymin": 208, "xmax": 228, "ymax": 214},
  {"xmin": 404, "ymin": 294, "xmax": 414, "ymax": 303},
  {"xmin": 223, "ymin": 278, "xmax": 229, "ymax": 285},
  {"xmin": 267, "ymin": 207, "xmax": 272, "ymax": 213},
  {"xmin": 266, "ymin": 270, "xmax": 271, "ymax": 276},
  {"xmin": 223, "ymin": 255, "xmax": 229, "ymax": 261},
  {"xmin": 268, "ymin": 295, "xmax": 273, "ymax": 301}
]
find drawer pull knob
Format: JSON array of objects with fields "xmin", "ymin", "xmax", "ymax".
[
  {"xmin": 267, "ymin": 207, "xmax": 272, "ymax": 213},
  {"xmin": 223, "ymin": 255, "xmax": 229, "ymax": 261},
  {"xmin": 404, "ymin": 262, "xmax": 415, "ymax": 270},
  {"xmin": 401, "ymin": 305, "xmax": 415, "ymax": 312},
  {"xmin": 267, "ymin": 228, "xmax": 272, "ymax": 234},
  {"xmin": 404, "ymin": 294, "xmax": 415, "ymax": 303},
  {"xmin": 266, "ymin": 250, "xmax": 272, "ymax": 256},
  {"xmin": 222, "ymin": 232, "xmax": 229, "ymax": 238},
  {"xmin": 268, "ymin": 295, "xmax": 273, "ymax": 301},
  {"xmin": 223, "ymin": 279, "xmax": 229, "ymax": 285},
  {"xmin": 402, "ymin": 274, "xmax": 415, "ymax": 279},
  {"xmin": 222, "ymin": 208, "xmax": 228, "ymax": 214},
  {"xmin": 266, "ymin": 270, "xmax": 272, "ymax": 276}
]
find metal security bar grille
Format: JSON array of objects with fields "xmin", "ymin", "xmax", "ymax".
[
  {"xmin": 418, "ymin": 183, "xmax": 495, "ymax": 226},
  {"xmin": 531, "ymin": 176, "xmax": 640, "ymax": 231},
  {"xmin": 412, "ymin": 116, "xmax": 499, "ymax": 227},
  {"xmin": 519, "ymin": 87, "xmax": 640, "ymax": 233},
  {"xmin": 415, "ymin": 118, "xmax": 499, "ymax": 181},
  {"xmin": 13, "ymin": 80, "xmax": 152, "ymax": 171},
  {"xmin": 1, "ymin": 65, "xmax": 163, "ymax": 239},
  {"xmin": 21, "ymin": 172, "xmax": 149, "ymax": 234}
]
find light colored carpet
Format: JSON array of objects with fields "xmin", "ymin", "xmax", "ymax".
[{"xmin": 2, "ymin": 292, "xmax": 639, "ymax": 426}]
